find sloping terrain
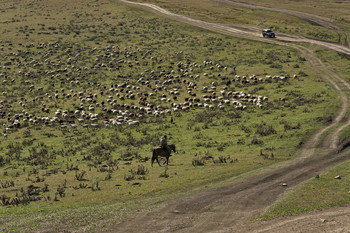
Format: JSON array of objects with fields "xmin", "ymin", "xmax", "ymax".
[
  {"xmin": 0, "ymin": 0, "xmax": 349, "ymax": 232},
  {"xmin": 109, "ymin": 1, "xmax": 350, "ymax": 232}
]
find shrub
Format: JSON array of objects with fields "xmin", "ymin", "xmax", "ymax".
[
  {"xmin": 91, "ymin": 181, "xmax": 101, "ymax": 191},
  {"xmin": 240, "ymin": 125, "xmax": 251, "ymax": 133},
  {"xmin": 280, "ymin": 120, "xmax": 301, "ymax": 131},
  {"xmin": 56, "ymin": 186, "xmax": 66, "ymax": 198},
  {"xmin": 104, "ymin": 172, "xmax": 112, "ymax": 180},
  {"xmin": 120, "ymin": 149, "xmax": 141, "ymax": 161},
  {"xmin": 0, "ymin": 180, "xmax": 15, "ymax": 188},
  {"xmin": 213, "ymin": 155, "xmax": 235, "ymax": 164},
  {"xmin": 23, "ymin": 129, "xmax": 32, "ymax": 138},
  {"xmin": 124, "ymin": 165, "xmax": 149, "ymax": 181},
  {"xmin": 159, "ymin": 167, "xmax": 170, "ymax": 178},
  {"xmin": 124, "ymin": 173, "xmax": 135, "ymax": 181},
  {"xmin": 217, "ymin": 142, "xmax": 230, "ymax": 151},
  {"xmin": 22, "ymin": 139, "xmax": 35, "ymax": 147},
  {"xmin": 75, "ymin": 170, "xmax": 86, "ymax": 181},
  {"xmin": 0, "ymin": 156, "xmax": 5, "ymax": 167},
  {"xmin": 0, "ymin": 195, "xmax": 11, "ymax": 206},
  {"xmin": 193, "ymin": 111, "xmax": 220, "ymax": 123},
  {"xmin": 192, "ymin": 158, "xmax": 205, "ymax": 166},
  {"xmin": 135, "ymin": 164, "xmax": 149, "ymax": 175},
  {"xmin": 251, "ymin": 137, "xmax": 264, "ymax": 145},
  {"xmin": 27, "ymin": 145, "xmax": 55, "ymax": 167},
  {"xmin": 213, "ymin": 156, "xmax": 227, "ymax": 163},
  {"xmin": 237, "ymin": 138, "xmax": 245, "ymax": 145},
  {"xmin": 298, "ymin": 70, "xmax": 308, "ymax": 77},
  {"xmin": 89, "ymin": 142, "xmax": 114, "ymax": 156},
  {"xmin": 255, "ymin": 122, "xmax": 276, "ymax": 136}
]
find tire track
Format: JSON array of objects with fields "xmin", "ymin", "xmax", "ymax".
[
  {"xmin": 118, "ymin": 0, "xmax": 350, "ymax": 55},
  {"xmin": 214, "ymin": 0, "xmax": 341, "ymax": 30},
  {"xmin": 214, "ymin": 0, "xmax": 349, "ymax": 47}
]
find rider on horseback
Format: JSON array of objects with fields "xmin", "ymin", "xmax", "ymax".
[{"xmin": 160, "ymin": 135, "xmax": 171, "ymax": 155}]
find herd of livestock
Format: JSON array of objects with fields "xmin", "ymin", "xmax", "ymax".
[{"xmin": 0, "ymin": 41, "xmax": 298, "ymax": 135}]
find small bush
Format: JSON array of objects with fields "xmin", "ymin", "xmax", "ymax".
[
  {"xmin": 280, "ymin": 120, "xmax": 301, "ymax": 131},
  {"xmin": 251, "ymin": 137, "xmax": 264, "ymax": 145},
  {"xmin": 255, "ymin": 122, "xmax": 276, "ymax": 136},
  {"xmin": 104, "ymin": 172, "xmax": 112, "ymax": 180},
  {"xmin": 0, "ymin": 180, "xmax": 15, "ymax": 188},
  {"xmin": 213, "ymin": 156, "xmax": 227, "ymax": 163},
  {"xmin": 237, "ymin": 138, "xmax": 245, "ymax": 145},
  {"xmin": 124, "ymin": 173, "xmax": 135, "ymax": 181},
  {"xmin": 0, "ymin": 156, "xmax": 5, "ymax": 167},
  {"xmin": 213, "ymin": 155, "xmax": 235, "ymax": 164},
  {"xmin": 193, "ymin": 111, "xmax": 220, "ymax": 123},
  {"xmin": 192, "ymin": 158, "xmax": 205, "ymax": 166},
  {"xmin": 135, "ymin": 164, "xmax": 149, "ymax": 175},
  {"xmin": 91, "ymin": 181, "xmax": 101, "ymax": 191},
  {"xmin": 120, "ymin": 149, "xmax": 141, "ymax": 161},
  {"xmin": 124, "ymin": 165, "xmax": 149, "ymax": 181},
  {"xmin": 75, "ymin": 170, "xmax": 86, "ymax": 181},
  {"xmin": 23, "ymin": 129, "xmax": 32, "ymax": 138},
  {"xmin": 56, "ymin": 186, "xmax": 65, "ymax": 198},
  {"xmin": 159, "ymin": 167, "xmax": 170, "ymax": 178},
  {"xmin": 216, "ymin": 142, "xmax": 230, "ymax": 151},
  {"xmin": 240, "ymin": 125, "xmax": 251, "ymax": 134},
  {"xmin": 298, "ymin": 70, "xmax": 308, "ymax": 77}
]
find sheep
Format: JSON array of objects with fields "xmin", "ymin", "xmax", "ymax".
[{"xmin": 0, "ymin": 42, "xmax": 283, "ymax": 134}]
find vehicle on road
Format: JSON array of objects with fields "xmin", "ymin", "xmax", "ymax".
[{"xmin": 262, "ymin": 29, "xmax": 275, "ymax": 38}]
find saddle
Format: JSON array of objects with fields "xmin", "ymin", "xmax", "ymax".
[{"xmin": 157, "ymin": 146, "xmax": 171, "ymax": 153}]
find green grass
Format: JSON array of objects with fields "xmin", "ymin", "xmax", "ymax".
[
  {"xmin": 339, "ymin": 125, "xmax": 350, "ymax": 144},
  {"xmin": 132, "ymin": 0, "xmax": 344, "ymax": 43},
  {"xmin": 256, "ymin": 44, "xmax": 350, "ymax": 220},
  {"xmin": 260, "ymin": 159, "xmax": 350, "ymax": 220},
  {"xmin": 0, "ymin": 0, "xmax": 345, "ymax": 231},
  {"xmin": 315, "ymin": 48, "xmax": 350, "ymax": 83},
  {"xmin": 221, "ymin": 0, "xmax": 350, "ymax": 23}
]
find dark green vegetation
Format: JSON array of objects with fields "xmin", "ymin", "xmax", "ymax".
[{"xmin": 0, "ymin": 0, "xmax": 341, "ymax": 231}]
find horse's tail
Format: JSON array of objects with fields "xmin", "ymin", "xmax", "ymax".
[{"xmin": 151, "ymin": 149, "xmax": 156, "ymax": 167}]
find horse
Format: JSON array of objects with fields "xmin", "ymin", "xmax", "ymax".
[{"xmin": 151, "ymin": 144, "xmax": 176, "ymax": 167}]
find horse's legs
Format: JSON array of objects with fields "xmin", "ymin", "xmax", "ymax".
[
  {"xmin": 156, "ymin": 156, "xmax": 161, "ymax": 166},
  {"xmin": 164, "ymin": 154, "xmax": 170, "ymax": 165},
  {"xmin": 166, "ymin": 156, "xmax": 169, "ymax": 165}
]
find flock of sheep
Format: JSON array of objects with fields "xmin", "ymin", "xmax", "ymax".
[{"xmin": 0, "ymin": 41, "xmax": 299, "ymax": 135}]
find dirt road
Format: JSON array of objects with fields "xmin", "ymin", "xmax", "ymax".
[
  {"xmin": 109, "ymin": 147, "xmax": 350, "ymax": 233},
  {"xmin": 214, "ymin": 0, "xmax": 349, "ymax": 47},
  {"xmin": 214, "ymin": 0, "xmax": 342, "ymax": 30},
  {"xmin": 119, "ymin": 0, "xmax": 350, "ymax": 55},
  {"xmin": 111, "ymin": 1, "xmax": 350, "ymax": 232}
]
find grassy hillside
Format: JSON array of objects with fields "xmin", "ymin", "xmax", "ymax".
[
  {"xmin": 258, "ymin": 45, "xmax": 350, "ymax": 220},
  {"xmin": 226, "ymin": 0, "xmax": 350, "ymax": 23},
  {"xmin": 0, "ymin": 0, "xmax": 343, "ymax": 231},
  {"xmin": 132, "ymin": 0, "xmax": 347, "ymax": 43}
]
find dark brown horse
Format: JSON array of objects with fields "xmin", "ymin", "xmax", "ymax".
[{"xmin": 151, "ymin": 144, "xmax": 176, "ymax": 166}]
